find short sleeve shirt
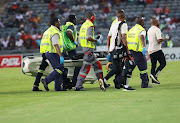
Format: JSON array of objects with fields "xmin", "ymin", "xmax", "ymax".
[
  {"xmin": 108, "ymin": 21, "xmax": 128, "ymax": 52},
  {"xmin": 147, "ymin": 25, "xmax": 162, "ymax": 54},
  {"xmin": 51, "ymin": 26, "xmax": 60, "ymax": 45}
]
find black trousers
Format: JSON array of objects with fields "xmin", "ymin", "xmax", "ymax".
[
  {"xmin": 150, "ymin": 50, "xmax": 166, "ymax": 76},
  {"xmin": 105, "ymin": 56, "xmax": 126, "ymax": 85},
  {"xmin": 34, "ymin": 53, "xmax": 48, "ymax": 86}
]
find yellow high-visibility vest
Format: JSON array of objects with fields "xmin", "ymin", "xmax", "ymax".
[
  {"xmin": 79, "ymin": 20, "xmax": 95, "ymax": 49},
  {"xmin": 127, "ymin": 24, "xmax": 146, "ymax": 52},
  {"xmin": 40, "ymin": 26, "xmax": 63, "ymax": 54},
  {"xmin": 111, "ymin": 18, "xmax": 118, "ymax": 26}
]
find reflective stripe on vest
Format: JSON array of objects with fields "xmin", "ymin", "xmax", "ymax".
[
  {"xmin": 127, "ymin": 24, "xmax": 146, "ymax": 52},
  {"xmin": 79, "ymin": 20, "xmax": 95, "ymax": 49},
  {"xmin": 40, "ymin": 26, "xmax": 63, "ymax": 54}
]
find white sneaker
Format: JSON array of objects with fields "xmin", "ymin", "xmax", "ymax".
[
  {"xmin": 98, "ymin": 79, "xmax": 106, "ymax": 91},
  {"xmin": 150, "ymin": 74, "xmax": 160, "ymax": 84}
]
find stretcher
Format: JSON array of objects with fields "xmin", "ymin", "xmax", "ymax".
[{"xmin": 21, "ymin": 55, "xmax": 108, "ymax": 83}]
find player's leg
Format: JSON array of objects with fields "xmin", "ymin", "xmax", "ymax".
[
  {"xmin": 75, "ymin": 53, "xmax": 91, "ymax": 90},
  {"xmin": 131, "ymin": 51, "xmax": 150, "ymax": 88},
  {"xmin": 150, "ymin": 52, "xmax": 159, "ymax": 84},
  {"xmin": 155, "ymin": 50, "xmax": 166, "ymax": 77},
  {"xmin": 42, "ymin": 53, "xmax": 64, "ymax": 91},
  {"xmin": 32, "ymin": 53, "xmax": 48, "ymax": 91}
]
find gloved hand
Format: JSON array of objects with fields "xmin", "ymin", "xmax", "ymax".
[
  {"xmin": 60, "ymin": 56, "xmax": 64, "ymax": 64},
  {"xmin": 165, "ymin": 34, "xmax": 169, "ymax": 40},
  {"xmin": 96, "ymin": 39, "xmax": 101, "ymax": 45},
  {"xmin": 106, "ymin": 54, "xmax": 111, "ymax": 62},
  {"xmin": 142, "ymin": 47, "xmax": 147, "ymax": 55},
  {"xmin": 74, "ymin": 41, "xmax": 78, "ymax": 46}
]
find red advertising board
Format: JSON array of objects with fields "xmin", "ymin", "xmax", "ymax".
[{"xmin": 0, "ymin": 55, "xmax": 22, "ymax": 68}]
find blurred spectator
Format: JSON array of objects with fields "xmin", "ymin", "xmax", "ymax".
[
  {"xmin": 154, "ymin": 4, "xmax": 162, "ymax": 14},
  {"xmin": 0, "ymin": 18, "xmax": 5, "ymax": 28},
  {"xmin": 93, "ymin": 2, "xmax": 99, "ymax": 10},
  {"xmin": 171, "ymin": 16, "xmax": 179, "ymax": 24},
  {"xmin": 63, "ymin": 8, "xmax": 70, "ymax": 20},
  {"xmin": 167, "ymin": 37, "xmax": 173, "ymax": 48},
  {"xmin": 33, "ymin": 15, "xmax": 41, "ymax": 24},
  {"xmin": 24, "ymin": 31, "xmax": 32, "ymax": 49},
  {"xmin": 100, "ymin": 11, "xmax": 108, "ymax": 28},
  {"xmin": 103, "ymin": 5, "xmax": 110, "ymax": 13},
  {"xmin": 48, "ymin": 0, "xmax": 57, "ymax": 10},
  {"xmin": 7, "ymin": 15, "xmax": 16, "ymax": 28},
  {"xmin": 79, "ymin": 2, "xmax": 86, "ymax": 12},
  {"xmin": 159, "ymin": 21, "xmax": 167, "ymax": 30},
  {"xmin": 37, "ymin": 11, "xmax": 44, "ymax": 24},
  {"xmin": 146, "ymin": 0, "xmax": 153, "ymax": 4},
  {"xmin": 163, "ymin": 4, "xmax": 170, "ymax": 14},
  {"xmin": 32, "ymin": 30, "xmax": 37, "ymax": 41},
  {"xmin": 85, "ymin": 3, "xmax": 93, "ymax": 11},
  {"xmin": 62, "ymin": 1, "xmax": 69, "ymax": 9},
  {"xmin": 31, "ymin": 22, "xmax": 38, "ymax": 31},
  {"xmin": 84, "ymin": 0, "xmax": 89, "ymax": 4},
  {"xmin": 59, "ymin": 5, "xmax": 64, "ymax": 15},
  {"xmin": 20, "ymin": 31, "xmax": 26, "ymax": 43},
  {"xmin": 8, "ymin": 35, "xmax": 15, "ymax": 50},
  {"xmin": 153, "ymin": 13, "xmax": 160, "ymax": 20},
  {"xmin": 75, "ymin": 0, "xmax": 82, "ymax": 5},
  {"xmin": 8, "ymin": 2, "xmax": 19, "ymax": 14},
  {"xmin": 15, "ymin": 12, "xmax": 23, "ymax": 22},
  {"xmin": 168, "ymin": 22, "xmax": 176, "ymax": 30},
  {"xmin": 19, "ymin": 21, "xmax": 26, "ymax": 31},
  {"xmin": 72, "ymin": 3, "xmax": 80, "ymax": 11},
  {"xmin": 1, "ymin": 37, "xmax": 9, "ymax": 50},
  {"xmin": 36, "ymin": 31, "xmax": 43, "ymax": 47},
  {"xmin": 160, "ymin": 11, "xmax": 166, "ymax": 20},
  {"xmin": 137, "ymin": 0, "xmax": 146, "ymax": 6},
  {"xmin": 165, "ymin": 14, "xmax": 171, "ymax": 24},
  {"xmin": 0, "ymin": 35, "xmax": 3, "ymax": 50},
  {"xmin": 15, "ymin": 37, "xmax": 23, "ymax": 50},
  {"xmin": 25, "ymin": 8, "xmax": 33, "ymax": 18},
  {"xmin": 21, "ymin": 4, "xmax": 29, "ymax": 14},
  {"xmin": 50, "ymin": 10, "xmax": 56, "ymax": 20}
]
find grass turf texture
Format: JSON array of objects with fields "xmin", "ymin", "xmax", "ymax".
[{"xmin": 0, "ymin": 61, "xmax": 180, "ymax": 123}]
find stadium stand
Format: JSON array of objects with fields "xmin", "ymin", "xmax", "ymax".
[{"xmin": 0, "ymin": 0, "xmax": 180, "ymax": 54}]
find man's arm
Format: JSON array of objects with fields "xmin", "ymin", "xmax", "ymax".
[
  {"xmin": 157, "ymin": 38, "xmax": 166, "ymax": 43},
  {"xmin": 87, "ymin": 37, "xmax": 97, "ymax": 42},
  {"xmin": 54, "ymin": 44, "xmax": 63, "ymax": 57},
  {"xmin": 156, "ymin": 28, "xmax": 168, "ymax": 43},
  {"xmin": 66, "ymin": 30, "xmax": 75, "ymax": 42},
  {"xmin": 140, "ymin": 35, "xmax": 146, "ymax": 47},
  {"xmin": 66, "ymin": 25, "xmax": 75, "ymax": 42},
  {"xmin": 122, "ymin": 34, "xmax": 130, "ymax": 55},
  {"xmin": 107, "ymin": 35, "xmax": 111, "ymax": 53}
]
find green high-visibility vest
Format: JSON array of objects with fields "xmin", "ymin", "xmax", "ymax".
[
  {"xmin": 127, "ymin": 24, "xmax": 146, "ymax": 52},
  {"xmin": 61, "ymin": 22, "xmax": 77, "ymax": 51},
  {"xmin": 79, "ymin": 20, "xmax": 95, "ymax": 49},
  {"xmin": 40, "ymin": 26, "xmax": 63, "ymax": 54}
]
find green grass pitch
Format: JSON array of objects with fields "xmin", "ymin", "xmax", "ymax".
[{"xmin": 0, "ymin": 61, "xmax": 180, "ymax": 123}]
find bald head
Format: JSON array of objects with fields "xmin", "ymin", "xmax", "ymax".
[
  {"xmin": 135, "ymin": 17, "xmax": 144, "ymax": 26},
  {"xmin": 117, "ymin": 10, "xmax": 125, "ymax": 21},
  {"xmin": 150, "ymin": 17, "xmax": 159, "ymax": 26}
]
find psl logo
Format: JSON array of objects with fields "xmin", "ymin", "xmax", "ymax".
[{"xmin": 1, "ymin": 58, "xmax": 20, "ymax": 66}]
